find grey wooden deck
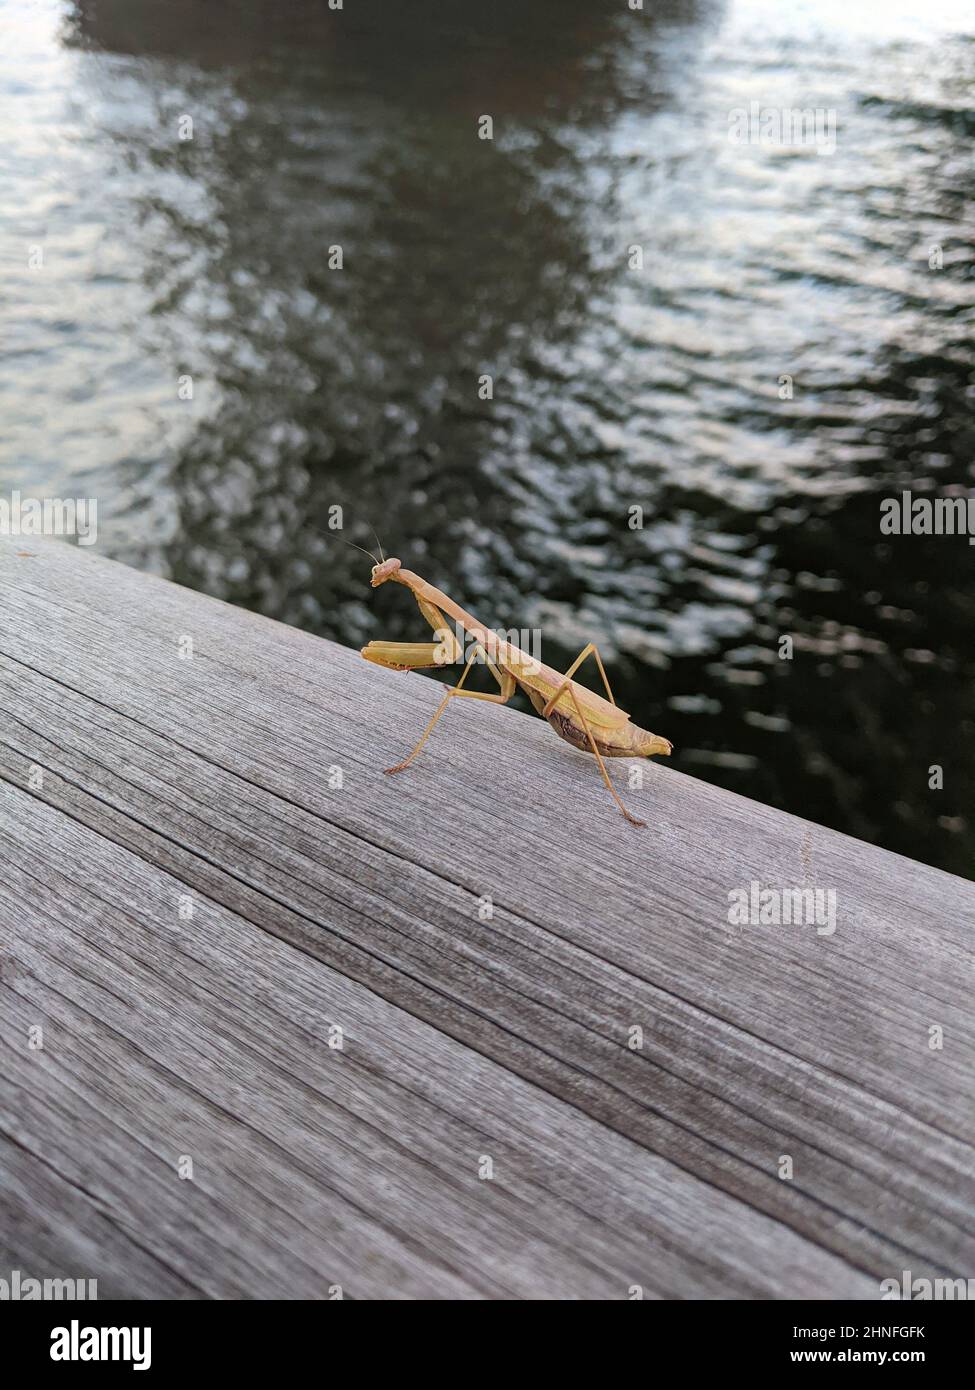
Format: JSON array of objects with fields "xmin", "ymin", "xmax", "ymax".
[{"xmin": 0, "ymin": 535, "xmax": 972, "ymax": 1299}]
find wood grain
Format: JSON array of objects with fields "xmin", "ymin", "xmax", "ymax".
[{"xmin": 0, "ymin": 535, "xmax": 972, "ymax": 1298}]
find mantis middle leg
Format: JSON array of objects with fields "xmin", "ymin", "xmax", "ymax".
[{"xmin": 384, "ymin": 643, "xmax": 515, "ymax": 775}]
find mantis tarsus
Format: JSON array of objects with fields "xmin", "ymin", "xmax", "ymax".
[{"xmin": 360, "ymin": 556, "xmax": 672, "ymax": 827}]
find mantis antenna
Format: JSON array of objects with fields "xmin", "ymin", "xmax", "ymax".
[
  {"xmin": 306, "ymin": 521, "xmax": 381, "ymax": 567},
  {"xmin": 369, "ymin": 525, "xmax": 386, "ymax": 565}
]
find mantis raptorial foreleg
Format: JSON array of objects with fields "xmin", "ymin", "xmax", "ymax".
[
  {"xmin": 362, "ymin": 641, "xmax": 450, "ymax": 670},
  {"xmin": 362, "ymin": 598, "xmax": 463, "ymax": 671},
  {"xmin": 384, "ymin": 643, "xmax": 515, "ymax": 774},
  {"xmin": 542, "ymin": 642, "xmax": 616, "ymax": 717}
]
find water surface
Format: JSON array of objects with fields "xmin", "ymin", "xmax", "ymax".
[{"xmin": 2, "ymin": 0, "xmax": 973, "ymax": 874}]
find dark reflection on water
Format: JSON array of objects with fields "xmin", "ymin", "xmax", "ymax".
[{"xmin": 7, "ymin": 0, "xmax": 974, "ymax": 874}]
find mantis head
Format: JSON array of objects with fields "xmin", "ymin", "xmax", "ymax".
[{"xmin": 371, "ymin": 557, "xmax": 402, "ymax": 587}]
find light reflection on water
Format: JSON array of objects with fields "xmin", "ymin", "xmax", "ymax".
[{"xmin": 1, "ymin": 0, "xmax": 973, "ymax": 874}]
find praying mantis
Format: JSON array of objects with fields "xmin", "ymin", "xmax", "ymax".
[{"xmin": 359, "ymin": 554, "xmax": 672, "ymax": 826}]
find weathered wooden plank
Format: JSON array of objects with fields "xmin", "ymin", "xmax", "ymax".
[
  {"xmin": 1, "ymin": 782, "xmax": 872, "ymax": 1299},
  {"xmin": 0, "ymin": 1134, "xmax": 194, "ymax": 1299},
  {"xmin": 0, "ymin": 536, "xmax": 972, "ymax": 1297}
]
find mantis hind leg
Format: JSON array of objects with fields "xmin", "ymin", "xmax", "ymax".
[
  {"xmin": 542, "ymin": 642, "xmax": 616, "ymax": 717},
  {"xmin": 384, "ymin": 644, "xmax": 515, "ymax": 775},
  {"xmin": 564, "ymin": 684, "xmax": 646, "ymax": 828}
]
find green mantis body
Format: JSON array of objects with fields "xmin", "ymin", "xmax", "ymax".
[{"xmin": 361, "ymin": 558, "xmax": 672, "ymax": 826}]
